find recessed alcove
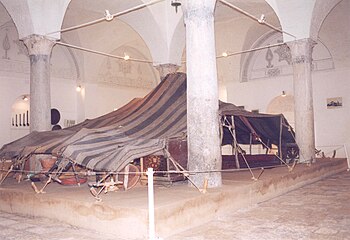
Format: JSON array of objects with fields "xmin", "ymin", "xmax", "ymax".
[{"xmin": 10, "ymin": 94, "xmax": 30, "ymax": 140}]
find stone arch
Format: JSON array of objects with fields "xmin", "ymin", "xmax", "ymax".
[
  {"xmin": 168, "ymin": 15, "xmax": 185, "ymax": 66},
  {"xmin": 240, "ymin": 30, "xmax": 280, "ymax": 82},
  {"xmin": 177, "ymin": 43, "xmax": 187, "ymax": 73},
  {"xmin": 309, "ymin": 0, "xmax": 343, "ymax": 40},
  {"xmin": 0, "ymin": 0, "xmax": 70, "ymax": 40},
  {"xmin": 60, "ymin": 14, "xmax": 156, "ymax": 85},
  {"xmin": 0, "ymin": 20, "xmax": 80, "ymax": 84},
  {"xmin": 57, "ymin": 38, "xmax": 80, "ymax": 81},
  {"xmin": 118, "ymin": 2, "xmax": 169, "ymax": 65},
  {"xmin": 97, "ymin": 45, "xmax": 158, "ymax": 89},
  {"xmin": 0, "ymin": 20, "xmax": 28, "ymax": 63},
  {"xmin": 240, "ymin": 31, "xmax": 335, "ymax": 82}
]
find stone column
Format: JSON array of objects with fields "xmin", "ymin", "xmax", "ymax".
[
  {"xmin": 155, "ymin": 63, "xmax": 180, "ymax": 81},
  {"xmin": 183, "ymin": 0, "xmax": 222, "ymax": 187},
  {"xmin": 288, "ymin": 38, "xmax": 316, "ymax": 163},
  {"xmin": 23, "ymin": 35, "xmax": 55, "ymax": 132}
]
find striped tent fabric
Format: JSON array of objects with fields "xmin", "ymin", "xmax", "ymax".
[
  {"xmin": 0, "ymin": 73, "xmax": 187, "ymax": 172},
  {"xmin": 57, "ymin": 72, "xmax": 187, "ymax": 171},
  {"xmin": 0, "ymin": 129, "xmax": 74, "ymax": 160},
  {"xmin": 0, "ymin": 72, "xmax": 296, "ymax": 172}
]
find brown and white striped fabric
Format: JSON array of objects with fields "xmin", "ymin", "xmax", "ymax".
[
  {"xmin": 0, "ymin": 72, "xmax": 296, "ymax": 172},
  {"xmin": 0, "ymin": 73, "xmax": 187, "ymax": 172}
]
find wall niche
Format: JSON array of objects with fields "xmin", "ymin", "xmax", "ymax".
[{"xmin": 11, "ymin": 94, "xmax": 30, "ymax": 140}]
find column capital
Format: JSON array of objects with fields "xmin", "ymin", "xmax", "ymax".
[
  {"xmin": 287, "ymin": 38, "xmax": 317, "ymax": 64},
  {"xmin": 182, "ymin": 0, "xmax": 216, "ymax": 23},
  {"xmin": 22, "ymin": 34, "xmax": 56, "ymax": 56},
  {"xmin": 155, "ymin": 63, "xmax": 180, "ymax": 81}
]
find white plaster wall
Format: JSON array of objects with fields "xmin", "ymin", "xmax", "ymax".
[
  {"xmin": 0, "ymin": 15, "xmax": 158, "ymax": 148},
  {"xmin": 0, "ymin": 73, "xmax": 151, "ymax": 148},
  {"xmin": 0, "ymin": 75, "xmax": 29, "ymax": 146},
  {"xmin": 312, "ymin": 69, "xmax": 350, "ymax": 151},
  {"xmin": 83, "ymin": 83, "xmax": 149, "ymax": 120},
  {"xmin": 226, "ymin": 74, "xmax": 293, "ymax": 113},
  {"xmin": 0, "ymin": 24, "xmax": 78, "ymax": 147},
  {"xmin": 215, "ymin": 18, "xmax": 263, "ymax": 84},
  {"xmin": 227, "ymin": 69, "xmax": 350, "ymax": 157},
  {"xmin": 265, "ymin": 0, "xmax": 316, "ymax": 42},
  {"xmin": 220, "ymin": 1, "xmax": 350, "ymax": 158},
  {"xmin": 60, "ymin": 14, "xmax": 159, "ymax": 89},
  {"xmin": 0, "ymin": 75, "xmax": 78, "ymax": 147},
  {"xmin": 50, "ymin": 78, "xmax": 77, "ymax": 128}
]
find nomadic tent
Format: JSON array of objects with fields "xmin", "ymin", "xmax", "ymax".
[{"xmin": 0, "ymin": 73, "xmax": 297, "ymax": 174}]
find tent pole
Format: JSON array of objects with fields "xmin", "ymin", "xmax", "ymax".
[
  {"xmin": 279, "ymin": 117, "xmax": 283, "ymax": 160},
  {"xmin": 266, "ymin": 139, "xmax": 270, "ymax": 154},
  {"xmin": 231, "ymin": 116, "xmax": 240, "ymax": 169},
  {"xmin": 249, "ymin": 133, "xmax": 252, "ymax": 155}
]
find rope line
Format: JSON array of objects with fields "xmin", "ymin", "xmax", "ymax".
[
  {"xmin": 216, "ymin": 42, "xmax": 285, "ymax": 59},
  {"xmin": 46, "ymin": 0, "xmax": 165, "ymax": 36},
  {"xmin": 223, "ymin": 116, "xmax": 291, "ymax": 171},
  {"xmin": 0, "ymin": 162, "xmax": 295, "ymax": 176},
  {"xmin": 0, "ymin": 146, "xmax": 345, "ymax": 178},
  {"xmin": 219, "ymin": 0, "xmax": 296, "ymax": 39},
  {"xmin": 56, "ymin": 42, "xmax": 154, "ymax": 63},
  {"xmin": 222, "ymin": 117, "xmax": 257, "ymax": 179}
]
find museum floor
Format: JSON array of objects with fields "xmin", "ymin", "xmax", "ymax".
[{"xmin": 0, "ymin": 158, "xmax": 348, "ymax": 239}]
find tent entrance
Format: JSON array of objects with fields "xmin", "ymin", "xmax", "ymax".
[{"xmin": 220, "ymin": 115, "xmax": 297, "ymax": 171}]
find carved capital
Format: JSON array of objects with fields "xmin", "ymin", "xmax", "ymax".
[
  {"xmin": 22, "ymin": 35, "xmax": 56, "ymax": 56},
  {"xmin": 155, "ymin": 63, "xmax": 180, "ymax": 81},
  {"xmin": 292, "ymin": 55, "xmax": 309, "ymax": 64},
  {"xmin": 182, "ymin": 0, "xmax": 216, "ymax": 24},
  {"xmin": 287, "ymin": 38, "xmax": 317, "ymax": 65}
]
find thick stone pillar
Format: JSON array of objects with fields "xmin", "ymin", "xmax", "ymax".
[
  {"xmin": 23, "ymin": 35, "xmax": 55, "ymax": 132},
  {"xmin": 183, "ymin": 1, "xmax": 222, "ymax": 187},
  {"xmin": 155, "ymin": 63, "xmax": 180, "ymax": 81},
  {"xmin": 288, "ymin": 38, "xmax": 316, "ymax": 163}
]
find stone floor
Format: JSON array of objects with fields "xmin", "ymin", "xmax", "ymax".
[
  {"xmin": 0, "ymin": 213, "xmax": 116, "ymax": 240},
  {"xmin": 168, "ymin": 170, "xmax": 350, "ymax": 240},
  {"xmin": 0, "ymin": 170, "xmax": 349, "ymax": 240}
]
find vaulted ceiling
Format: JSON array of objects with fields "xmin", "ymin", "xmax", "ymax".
[{"xmin": 0, "ymin": 0, "xmax": 348, "ymax": 86}]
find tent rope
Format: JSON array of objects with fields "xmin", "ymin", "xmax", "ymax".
[{"xmin": 222, "ymin": 117, "xmax": 257, "ymax": 180}]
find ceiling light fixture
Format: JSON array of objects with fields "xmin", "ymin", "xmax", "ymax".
[
  {"xmin": 104, "ymin": 10, "xmax": 114, "ymax": 21},
  {"xmin": 76, "ymin": 85, "xmax": 82, "ymax": 92},
  {"xmin": 258, "ymin": 14, "xmax": 266, "ymax": 24},
  {"xmin": 22, "ymin": 96, "xmax": 28, "ymax": 101},
  {"xmin": 222, "ymin": 52, "xmax": 228, "ymax": 57},
  {"xmin": 281, "ymin": 91, "xmax": 286, "ymax": 97},
  {"xmin": 171, "ymin": 0, "xmax": 181, "ymax": 13},
  {"xmin": 123, "ymin": 54, "xmax": 130, "ymax": 61}
]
